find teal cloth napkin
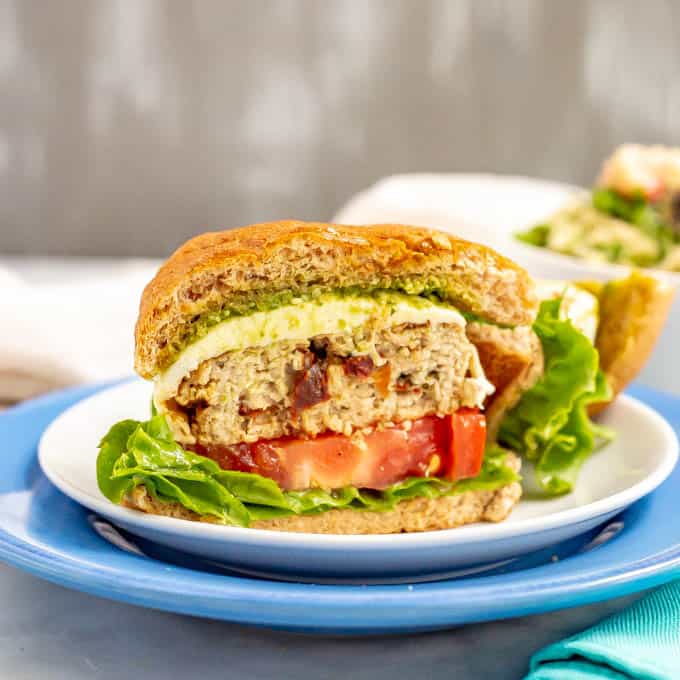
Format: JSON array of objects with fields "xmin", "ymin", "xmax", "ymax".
[{"xmin": 525, "ymin": 582, "xmax": 680, "ymax": 679}]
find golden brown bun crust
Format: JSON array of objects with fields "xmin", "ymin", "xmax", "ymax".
[
  {"xmin": 135, "ymin": 221, "xmax": 537, "ymax": 378},
  {"xmin": 588, "ymin": 272, "xmax": 674, "ymax": 415},
  {"xmin": 122, "ymin": 454, "xmax": 521, "ymax": 534},
  {"xmin": 467, "ymin": 324, "xmax": 544, "ymax": 441}
]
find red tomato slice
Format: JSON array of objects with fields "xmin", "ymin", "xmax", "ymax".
[
  {"xmin": 444, "ymin": 408, "xmax": 486, "ymax": 481},
  {"xmin": 192, "ymin": 410, "xmax": 486, "ymax": 491},
  {"xmin": 274, "ymin": 417, "xmax": 448, "ymax": 490},
  {"xmin": 275, "ymin": 434, "xmax": 364, "ymax": 490}
]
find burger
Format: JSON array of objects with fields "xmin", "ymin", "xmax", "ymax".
[{"xmin": 97, "ymin": 221, "xmax": 672, "ymax": 533}]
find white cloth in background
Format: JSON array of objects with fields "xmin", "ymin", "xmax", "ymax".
[{"xmin": 0, "ymin": 260, "xmax": 160, "ymax": 402}]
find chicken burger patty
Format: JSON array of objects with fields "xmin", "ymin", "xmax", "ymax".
[{"xmin": 170, "ymin": 320, "xmax": 491, "ymax": 447}]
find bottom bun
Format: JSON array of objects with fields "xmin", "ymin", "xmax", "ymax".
[{"xmin": 122, "ymin": 453, "xmax": 522, "ymax": 535}]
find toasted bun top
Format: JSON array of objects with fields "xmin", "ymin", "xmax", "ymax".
[{"xmin": 135, "ymin": 221, "xmax": 537, "ymax": 378}]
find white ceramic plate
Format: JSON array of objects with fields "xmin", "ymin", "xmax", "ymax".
[
  {"xmin": 334, "ymin": 173, "xmax": 680, "ymax": 394},
  {"xmin": 38, "ymin": 379, "xmax": 678, "ymax": 582}
]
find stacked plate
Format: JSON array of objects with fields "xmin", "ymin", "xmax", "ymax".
[{"xmin": 0, "ymin": 377, "xmax": 675, "ymax": 633}]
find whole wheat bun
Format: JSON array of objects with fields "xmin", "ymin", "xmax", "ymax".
[
  {"xmin": 582, "ymin": 272, "xmax": 675, "ymax": 415},
  {"xmin": 135, "ymin": 221, "xmax": 538, "ymax": 378},
  {"xmin": 122, "ymin": 453, "xmax": 521, "ymax": 534}
]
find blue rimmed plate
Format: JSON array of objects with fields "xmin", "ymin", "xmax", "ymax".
[
  {"xmin": 1, "ymin": 382, "xmax": 679, "ymax": 633},
  {"xmin": 37, "ymin": 379, "xmax": 677, "ymax": 583}
]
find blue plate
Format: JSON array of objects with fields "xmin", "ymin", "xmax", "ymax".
[
  {"xmin": 37, "ymin": 379, "xmax": 678, "ymax": 584},
  {"xmin": 1, "ymin": 382, "xmax": 680, "ymax": 634}
]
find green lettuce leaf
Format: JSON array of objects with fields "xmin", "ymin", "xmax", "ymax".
[
  {"xmin": 97, "ymin": 419, "xmax": 519, "ymax": 527},
  {"xmin": 96, "ymin": 419, "xmax": 139, "ymax": 503},
  {"xmin": 498, "ymin": 298, "xmax": 614, "ymax": 495},
  {"xmin": 592, "ymin": 187, "xmax": 678, "ymax": 262}
]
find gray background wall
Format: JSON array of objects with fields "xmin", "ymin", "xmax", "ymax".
[{"xmin": 1, "ymin": 0, "xmax": 679, "ymax": 256}]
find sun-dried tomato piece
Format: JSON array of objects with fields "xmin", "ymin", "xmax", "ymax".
[
  {"xmin": 373, "ymin": 363, "xmax": 391, "ymax": 398},
  {"xmin": 343, "ymin": 355, "xmax": 375, "ymax": 378},
  {"xmin": 291, "ymin": 355, "xmax": 330, "ymax": 417}
]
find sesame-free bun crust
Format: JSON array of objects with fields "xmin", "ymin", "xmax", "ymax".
[
  {"xmin": 135, "ymin": 221, "xmax": 537, "ymax": 378},
  {"xmin": 122, "ymin": 452, "xmax": 521, "ymax": 534},
  {"xmin": 587, "ymin": 272, "xmax": 674, "ymax": 415}
]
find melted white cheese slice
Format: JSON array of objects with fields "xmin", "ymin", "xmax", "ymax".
[{"xmin": 154, "ymin": 294, "xmax": 468, "ymax": 405}]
